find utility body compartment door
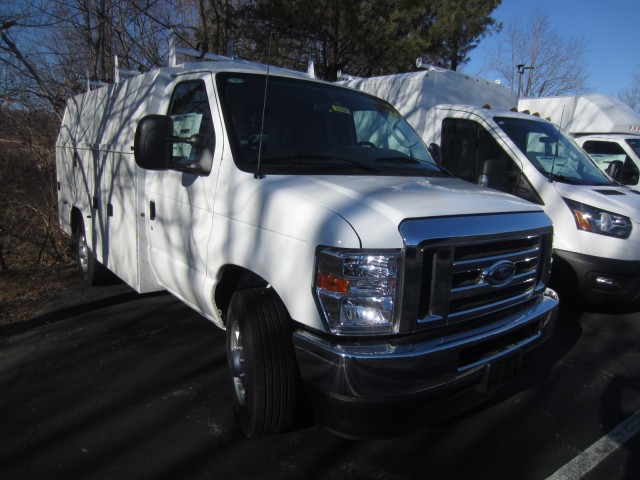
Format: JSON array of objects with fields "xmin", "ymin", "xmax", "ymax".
[{"xmin": 143, "ymin": 73, "xmax": 221, "ymax": 313}]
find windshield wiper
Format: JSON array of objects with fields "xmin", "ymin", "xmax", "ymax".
[
  {"xmin": 262, "ymin": 153, "xmax": 331, "ymax": 162},
  {"xmin": 261, "ymin": 153, "xmax": 381, "ymax": 173},
  {"xmin": 374, "ymin": 156, "xmax": 421, "ymax": 164},
  {"xmin": 374, "ymin": 155, "xmax": 450, "ymax": 176},
  {"xmin": 546, "ymin": 172, "xmax": 576, "ymax": 184}
]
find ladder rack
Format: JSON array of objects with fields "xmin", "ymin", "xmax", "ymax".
[
  {"xmin": 84, "ymin": 30, "xmax": 316, "ymax": 92},
  {"xmin": 168, "ymin": 30, "xmax": 316, "ymax": 79}
]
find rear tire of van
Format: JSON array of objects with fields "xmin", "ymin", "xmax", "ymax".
[
  {"xmin": 226, "ymin": 287, "xmax": 299, "ymax": 437},
  {"xmin": 75, "ymin": 218, "xmax": 106, "ymax": 285}
]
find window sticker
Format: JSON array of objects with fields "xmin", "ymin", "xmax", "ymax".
[
  {"xmin": 331, "ymin": 105, "xmax": 351, "ymax": 115},
  {"xmin": 171, "ymin": 113, "xmax": 203, "ymax": 160}
]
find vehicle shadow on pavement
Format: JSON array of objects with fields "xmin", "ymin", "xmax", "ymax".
[
  {"xmin": 0, "ymin": 283, "xmax": 246, "ymax": 479},
  {"xmin": 1, "ymin": 283, "xmax": 167, "ymax": 336},
  {"xmin": 3, "ymin": 283, "xmax": 638, "ymax": 480}
]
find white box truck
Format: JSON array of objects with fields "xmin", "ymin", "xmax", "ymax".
[
  {"xmin": 518, "ymin": 94, "xmax": 640, "ymax": 190},
  {"xmin": 342, "ymin": 68, "xmax": 640, "ymax": 306},
  {"xmin": 56, "ymin": 52, "xmax": 559, "ymax": 438},
  {"xmin": 340, "ymin": 67, "xmax": 516, "ymax": 137}
]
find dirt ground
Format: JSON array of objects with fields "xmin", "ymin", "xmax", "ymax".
[{"xmin": 0, "ymin": 263, "xmax": 78, "ymax": 327}]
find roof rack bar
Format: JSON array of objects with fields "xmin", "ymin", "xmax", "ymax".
[
  {"xmin": 176, "ymin": 47, "xmax": 233, "ymax": 63},
  {"xmin": 86, "ymin": 79, "xmax": 108, "ymax": 92},
  {"xmin": 337, "ymin": 70, "xmax": 359, "ymax": 80},
  {"xmin": 166, "ymin": 29, "xmax": 315, "ymax": 79},
  {"xmin": 114, "ymin": 55, "xmax": 140, "ymax": 83},
  {"xmin": 416, "ymin": 58, "xmax": 447, "ymax": 72},
  {"xmin": 168, "ymin": 29, "xmax": 235, "ymax": 67}
]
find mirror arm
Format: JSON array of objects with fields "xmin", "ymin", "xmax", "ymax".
[{"xmin": 167, "ymin": 133, "xmax": 208, "ymax": 149}]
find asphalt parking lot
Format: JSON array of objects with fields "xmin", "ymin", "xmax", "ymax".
[{"xmin": 1, "ymin": 280, "xmax": 639, "ymax": 480}]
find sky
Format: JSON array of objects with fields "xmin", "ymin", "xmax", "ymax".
[{"xmin": 462, "ymin": 0, "xmax": 640, "ymax": 97}]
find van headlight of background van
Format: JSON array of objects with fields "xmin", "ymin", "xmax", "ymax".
[
  {"xmin": 314, "ymin": 248, "xmax": 401, "ymax": 335},
  {"xmin": 564, "ymin": 199, "xmax": 632, "ymax": 239}
]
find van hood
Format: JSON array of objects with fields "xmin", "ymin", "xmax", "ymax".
[
  {"xmin": 276, "ymin": 175, "xmax": 543, "ymax": 248},
  {"xmin": 554, "ymin": 182, "xmax": 640, "ymax": 223}
]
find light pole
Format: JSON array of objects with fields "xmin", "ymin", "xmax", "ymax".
[{"xmin": 517, "ymin": 64, "xmax": 534, "ymax": 98}]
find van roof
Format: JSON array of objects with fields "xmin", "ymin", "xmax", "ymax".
[
  {"xmin": 166, "ymin": 60, "xmax": 315, "ymax": 80},
  {"xmin": 518, "ymin": 94, "xmax": 640, "ymax": 135},
  {"xmin": 432, "ymin": 104, "xmax": 551, "ymax": 123}
]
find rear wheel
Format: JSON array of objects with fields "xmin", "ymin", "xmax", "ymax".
[
  {"xmin": 75, "ymin": 218, "xmax": 107, "ymax": 285},
  {"xmin": 226, "ymin": 287, "xmax": 299, "ymax": 437}
]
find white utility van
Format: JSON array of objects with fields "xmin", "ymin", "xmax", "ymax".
[
  {"xmin": 343, "ymin": 68, "xmax": 640, "ymax": 305},
  {"xmin": 56, "ymin": 49, "xmax": 559, "ymax": 438},
  {"xmin": 518, "ymin": 94, "xmax": 640, "ymax": 190}
]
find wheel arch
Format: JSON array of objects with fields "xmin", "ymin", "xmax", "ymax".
[
  {"xmin": 70, "ymin": 206, "xmax": 84, "ymax": 237},
  {"xmin": 214, "ymin": 265, "xmax": 270, "ymax": 325}
]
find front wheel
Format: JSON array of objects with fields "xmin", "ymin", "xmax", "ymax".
[{"xmin": 226, "ymin": 287, "xmax": 300, "ymax": 437}]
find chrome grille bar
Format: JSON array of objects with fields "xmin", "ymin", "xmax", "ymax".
[{"xmin": 398, "ymin": 212, "xmax": 553, "ymax": 334}]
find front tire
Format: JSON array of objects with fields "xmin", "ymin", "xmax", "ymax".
[{"xmin": 226, "ymin": 287, "xmax": 299, "ymax": 437}]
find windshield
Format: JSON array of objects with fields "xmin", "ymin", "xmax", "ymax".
[
  {"xmin": 216, "ymin": 72, "xmax": 442, "ymax": 176},
  {"xmin": 496, "ymin": 116, "xmax": 611, "ymax": 186}
]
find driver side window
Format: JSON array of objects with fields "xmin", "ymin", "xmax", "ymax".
[
  {"xmin": 582, "ymin": 140, "xmax": 639, "ymax": 186},
  {"xmin": 167, "ymin": 80, "xmax": 214, "ymax": 168},
  {"xmin": 441, "ymin": 118, "xmax": 542, "ymax": 203}
]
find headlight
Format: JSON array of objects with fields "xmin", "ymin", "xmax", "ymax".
[
  {"xmin": 564, "ymin": 199, "xmax": 632, "ymax": 239},
  {"xmin": 314, "ymin": 248, "xmax": 401, "ymax": 335}
]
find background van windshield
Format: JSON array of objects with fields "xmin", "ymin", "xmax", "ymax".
[
  {"xmin": 496, "ymin": 117, "xmax": 611, "ymax": 186},
  {"xmin": 216, "ymin": 73, "xmax": 442, "ymax": 176}
]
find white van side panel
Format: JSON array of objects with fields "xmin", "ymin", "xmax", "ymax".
[{"xmin": 56, "ymin": 71, "xmax": 168, "ymax": 293}]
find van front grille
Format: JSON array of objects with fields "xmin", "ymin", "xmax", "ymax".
[
  {"xmin": 418, "ymin": 235, "xmax": 544, "ymax": 326},
  {"xmin": 398, "ymin": 212, "xmax": 552, "ymax": 335}
]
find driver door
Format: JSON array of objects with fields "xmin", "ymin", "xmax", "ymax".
[{"xmin": 144, "ymin": 73, "xmax": 221, "ymax": 311}]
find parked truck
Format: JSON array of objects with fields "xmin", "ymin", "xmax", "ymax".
[
  {"xmin": 339, "ymin": 67, "xmax": 516, "ymax": 137},
  {"xmin": 56, "ymin": 48, "xmax": 559, "ymax": 438},
  {"xmin": 342, "ymin": 67, "xmax": 640, "ymax": 305},
  {"xmin": 518, "ymin": 94, "xmax": 640, "ymax": 190}
]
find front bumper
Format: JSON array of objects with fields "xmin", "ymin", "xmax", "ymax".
[
  {"xmin": 293, "ymin": 291, "xmax": 558, "ymax": 438},
  {"xmin": 553, "ymin": 249, "xmax": 640, "ymax": 304}
]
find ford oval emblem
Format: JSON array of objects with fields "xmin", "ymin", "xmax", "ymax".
[{"xmin": 482, "ymin": 260, "xmax": 516, "ymax": 287}]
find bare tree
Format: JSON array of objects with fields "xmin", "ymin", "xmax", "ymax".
[
  {"xmin": 1, "ymin": 0, "xmax": 198, "ymax": 272},
  {"xmin": 0, "ymin": 108, "xmax": 68, "ymax": 269},
  {"xmin": 488, "ymin": 8, "xmax": 591, "ymax": 97},
  {"xmin": 620, "ymin": 70, "xmax": 640, "ymax": 112},
  {"xmin": 1, "ymin": 1, "xmax": 66, "ymax": 114},
  {"xmin": 1, "ymin": 0, "xmax": 200, "ymax": 116}
]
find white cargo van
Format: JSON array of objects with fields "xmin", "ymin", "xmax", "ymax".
[
  {"xmin": 56, "ymin": 51, "xmax": 558, "ymax": 438},
  {"xmin": 518, "ymin": 94, "xmax": 640, "ymax": 190},
  {"xmin": 343, "ymin": 69, "xmax": 640, "ymax": 305}
]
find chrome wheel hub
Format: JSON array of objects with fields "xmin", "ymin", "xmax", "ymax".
[
  {"xmin": 229, "ymin": 321, "xmax": 246, "ymax": 406},
  {"xmin": 78, "ymin": 234, "xmax": 89, "ymax": 273}
]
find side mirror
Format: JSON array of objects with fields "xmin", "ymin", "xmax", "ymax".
[
  {"xmin": 134, "ymin": 115, "xmax": 214, "ymax": 175},
  {"xmin": 134, "ymin": 115, "xmax": 173, "ymax": 171}
]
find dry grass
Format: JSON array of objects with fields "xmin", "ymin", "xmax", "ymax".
[
  {"xmin": 0, "ymin": 263, "xmax": 78, "ymax": 327},
  {"xmin": 0, "ymin": 110, "xmax": 76, "ymax": 326}
]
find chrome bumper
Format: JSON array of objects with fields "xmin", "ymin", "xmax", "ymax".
[{"xmin": 293, "ymin": 290, "xmax": 559, "ymax": 437}]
